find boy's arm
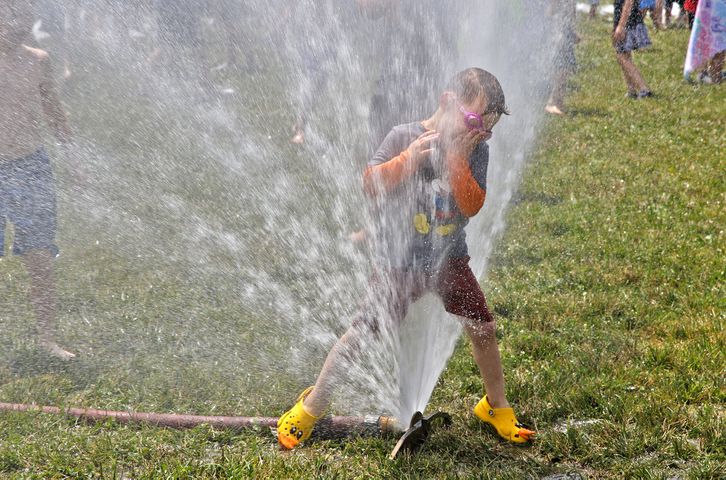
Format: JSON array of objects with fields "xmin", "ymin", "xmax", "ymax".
[
  {"xmin": 446, "ymin": 130, "xmax": 492, "ymax": 217},
  {"xmin": 447, "ymin": 153, "xmax": 486, "ymax": 217},
  {"xmin": 363, "ymin": 129, "xmax": 439, "ymax": 196},
  {"xmin": 38, "ymin": 52, "xmax": 72, "ymax": 143},
  {"xmin": 363, "ymin": 150, "xmax": 418, "ymax": 196}
]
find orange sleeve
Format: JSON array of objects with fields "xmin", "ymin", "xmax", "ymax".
[
  {"xmin": 363, "ymin": 150, "xmax": 419, "ymax": 196},
  {"xmin": 447, "ymin": 153, "xmax": 486, "ymax": 217}
]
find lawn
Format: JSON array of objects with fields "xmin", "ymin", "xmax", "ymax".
[{"xmin": 1, "ymin": 13, "xmax": 724, "ymax": 480}]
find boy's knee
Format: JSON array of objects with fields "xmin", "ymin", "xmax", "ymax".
[
  {"xmin": 465, "ymin": 319, "xmax": 497, "ymax": 343},
  {"xmin": 337, "ymin": 315, "xmax": 375, "ymax": 346},
  {"xmin": 351, "ymin": 310, "xmax": 381, "ymax": 336}
]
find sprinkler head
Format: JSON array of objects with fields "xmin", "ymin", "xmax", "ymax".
[{"xmin": 389, "ymin": 410, "xmax": 452, "ymax": 459}]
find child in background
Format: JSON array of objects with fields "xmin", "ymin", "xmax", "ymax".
[
  {"xmin": 0, "ymin": 0, "xmax": 75, "ymax": 359},
  {"xmin": 613, "ymin": 0, "xmax": 653, "ymax": 98},
  {"xmin": 684, "ymin": 0, "xmax": 699, "ymax": 28},
  {"xmin": 546, "ymin": 0, "xmax": 578, "ymax": 115},
  {"xmin": 277, "ymin": 68, "xmax": 536, "ymax": 449},
  {"xmin": 664, "ymin": 0, "xmax": 686, "ymax": 27}
]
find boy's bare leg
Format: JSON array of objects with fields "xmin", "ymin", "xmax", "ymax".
[
  {"xmin": 22, "ymin": 249, "xmax": 75, "ymax": 359},
  {"xmin": 463, "ymin": 320, "xmax": 509, "ymax": 408},
  {"xmin": 307, "ymin": 318, "xmax": 511, "ymax": 414},
  {"xmin": 303, "ymin": 326, "xmax": 364, "ymax": 416}
]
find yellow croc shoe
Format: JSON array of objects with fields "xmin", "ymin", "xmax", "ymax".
[
  {"xmin": 474, "ymin": 395, "xmax": 536, "ymax": 443},
  {"xmin": 277, "ymin": 387, "xmax": 319, "ymax": 449}
]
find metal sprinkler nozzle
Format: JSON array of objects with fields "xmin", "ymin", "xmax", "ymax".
[
  {"xmin": 307, "ymin": 414, "xmax": 403, "ymax": 440},
  {"xmin": 389, "ymin": 411, "xmax": 452, "ymax": 459}
]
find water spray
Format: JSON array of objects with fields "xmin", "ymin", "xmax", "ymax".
[
  {"xmin": 3, "ymin": 1, "xmax": 557, "ymax": 463},
  {"xmin": 0, "ymin": 402, "xmax": 450, "ymax": 458}
]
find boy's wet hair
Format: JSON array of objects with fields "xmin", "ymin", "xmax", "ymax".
[{"xmin": 446, "ymin": 68, "xmax": 510, "ymax": 115}]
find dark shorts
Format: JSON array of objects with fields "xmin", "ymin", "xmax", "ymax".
[
  {"xmin": 615, "ymin": 24, "xmax": 652, "ymax": 54},
  {"xmin": 0, "ymin": 148, "xmax": 59, "ymax": 257},
  {"xmin": 353, "ymin": 256, "xmax": 494, "ymax": 332}
]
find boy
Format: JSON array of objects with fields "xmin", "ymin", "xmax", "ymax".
[
  {"xmin": 277, "ymin": 68, "xmax": 536, "ymax": 449},
  {"xmin": 613, "ymin": 0, "xmax": 653, "ymax": 98},
  {"xmin": 0, "ymin": 0, "xmax": 75, "ymax": 359}
]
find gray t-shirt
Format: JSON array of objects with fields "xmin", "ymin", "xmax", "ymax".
[{"xmin": 367, "ymin": 122, "xmax": 488, "ymax": 270}]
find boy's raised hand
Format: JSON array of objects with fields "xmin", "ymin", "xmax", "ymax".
[
  {"xmin": 450, "ymin": 129, "xmax": 490, "ymax": 160},
  {"xmin": 405, "ymin": 130, "xmax": 440, "ymax": 165}
]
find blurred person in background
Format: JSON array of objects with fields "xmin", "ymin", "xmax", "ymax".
[
  {"xmin": 0, "ymin": 0, "xmax": 75, "ymax": 360},
  {"xmin": 613, "ymin": 0, "xmax": 653, "ymax": 98},
  {"xmin": 664, "ymin": 0, "xmax": 687, "ymax": 27},
  {"xmin": 34, "ymin": 0, "xmax": 72, "ymax": 79},
  {"xmin": 545, "ymin": 0, "xmax": 579, "ymax": 115}
]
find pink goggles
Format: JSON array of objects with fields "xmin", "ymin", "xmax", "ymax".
[{"xmin": 458, "ymin": 104, "xmax": 490, "ymax": 132}]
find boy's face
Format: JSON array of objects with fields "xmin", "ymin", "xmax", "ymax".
[
  {"xmin": 0, "ymin": 2, "xmax": 34, "ymax": 49},
  {"xmin": 441, "ymin": 93, "xmax": 502, "ymax": 142}
]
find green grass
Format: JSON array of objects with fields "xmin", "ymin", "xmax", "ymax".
[{"xmin": 1, "ymin": 17, "xmax": 724, "ymax": 479}]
